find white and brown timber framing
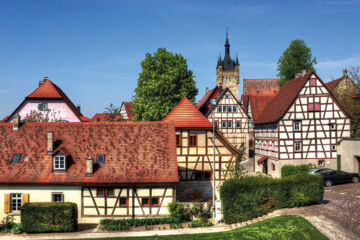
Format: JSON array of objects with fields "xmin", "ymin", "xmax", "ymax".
[{"xmin": 254, "ymin": 72, "xmax": 352, "ymax": 177}]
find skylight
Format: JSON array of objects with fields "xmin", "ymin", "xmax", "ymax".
[{"xmin": 11, "ymin": 153, "xmax": 21, "ymax": 163}]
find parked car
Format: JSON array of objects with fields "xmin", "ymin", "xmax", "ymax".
[
  {"xmin": 309, "ymin": 168, "xmax": 332, "ymax": 175},
  {"xmin": 320, "ymin": 170, "xmax": 360, "ymax": 187}
]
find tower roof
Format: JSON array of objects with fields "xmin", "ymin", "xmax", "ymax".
[
  {"xmin": 163, "ymin": 97, "xmax": 213, "ymax": 128},
  {"xmin": 217, "ymin": 33, "xmax": 238, "ymax": 71}
]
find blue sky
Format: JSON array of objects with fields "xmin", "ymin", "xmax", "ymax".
[{"xmin": 1, "ymin": 0, "xmax": 360, "ymax": 118}]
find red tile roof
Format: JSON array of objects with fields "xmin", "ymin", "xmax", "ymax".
[
  {"xmin": 257, "ymin": 156, "xmax": 268, "ymax": 163},
  {"xmin": 0, "ymin": 121, "xmax": 178, "ymax": 184},
  {"xmin": 254, "ymin": 72, "xmax": 313, "ymax": 124},
  {"xmin": 90, "ymin": 113, "xmax": 124, "ymax": 122},
  {"xmin": 241, "ymin": 94, "xmax": 276, "ymax": 122},
  {"xmin": 243, "ymin": 78, "xmax": 279, "ymax": 95},
  {"xmin": 163, "ymin": 97, "xmax": 213, "ymax": 128},
  {"xmin": 197, "ymin": 87, "xmax": 220, "ymax": 110},
  {"xmin": 6, "ymin": 79, "xmax": 88, "ymax": 122},
  {"xmin": 325, "ymin": 77, "xmax": 342, "ymax": 91},
  {"xmin": 122, "ymin": 102, "xmax": 134, "ymax": 120}
]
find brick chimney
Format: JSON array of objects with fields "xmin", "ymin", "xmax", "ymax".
[
  {"xmin": 206, "ymin": 87, "xmax": 209, "ymax": 93},
  {"xmin": 47, "ymin": 132, "xmax": 54, "ymax": 154},
  {"xmin": 12, "ymin": 115, "xmax": 20, "ymax": 131},
  {"xmin": 76, "ymin": 104, "xmax": 81, "ymax": 113},
  {"xmin": 86, "ymin": 156, "xmax": 94, "ymax": 177}
]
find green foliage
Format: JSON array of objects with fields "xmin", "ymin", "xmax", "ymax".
[
  {"xmin": 277, "ymin": 39, "xmax": 317, "ymax": 88},
  {"xmin": 281, "ymin": 164, "xmax": 316, "ymax": 177},
  {"xmin": 189, "ymin": 200, "xmax": 212, "ymax": 221},
  {"xmin": 20, "ymin": 202, "xmax": 78, "ymax": 233},
  {"xmin": 167, "ymin": 201, "xmax": 191, "ymax": 222},
  {"xmin": 0, "ymin": 215, "xmax": 22, "ymax": 234},
  {"xmin": 224, "ymin": 143, "xmax": 247, "ymax": 179},
  {"xmin": 133, "ymin": 48, "xmax": 198, "ymax": 121},
  {"xmin": 188, "ymin": 219, "xmax": 213, "ymax": 228},
  {"xmin": 220, "ymin": 173, "xmax": 323, "ymax": 224},
  {"xmin": 104, "ymin": 103, "xmax": 124, "ymax": 122},
  {"xmin": 100, "ymin": 217, "xmax": 181, "ymax": 231}
]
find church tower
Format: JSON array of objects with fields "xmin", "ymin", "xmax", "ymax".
[{"xmin": 216, "ymin": 32, "xmax": 240, "ymax": 98}]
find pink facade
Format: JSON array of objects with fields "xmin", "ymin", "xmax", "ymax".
[{"xmin": 12, "ymin": 100, "xmax": 81, "ymax": 122}]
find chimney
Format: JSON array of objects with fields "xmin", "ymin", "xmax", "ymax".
[
  {"xmin": 343, "ymin": 69, "xmax": 348, "ymax": 78},
  {"xmin": 206, "ymin": 87, "xmax": 209, "ymax": 93},
  {"xmin": 76, "ymin": 104, "xmax": 81, "ymax": 113},
  {"xmin": 295, "ymin": 73, "xmax": 302, "ymax": 78},
  {"xmin": 86, "ymin": 156, "xmax": 94, "ymax": 177},
  {"xmin": 38, "ymin": 80, "xmax": 43, "ymax": 87},
  {"xmin": 43, "ymin": 76, "xmax": 48, "ymax": 81},
  {"xmin": 12, "ymin": 115, "xmax": 20, "ymax": 131},
  {"xmin": 302, "ymin": 69, "xmax": 306, "ymax": 76},
  {"xmin": 47, "ymin": 132, "xmax": 54, "ymax": 154}
]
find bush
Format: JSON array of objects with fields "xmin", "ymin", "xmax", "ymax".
[
  {"xmin": 188, "ymin": 219, "xmax": 213, "ymax": 228},
  {"xmin": 21, "ymin": 202, "xmax": 78, "ymax": 233},
  {"xmin": 220, "ymin": 173, "xmax": 323, "ymax": 223},
  {"xmin": 167, "ymin": 201, "xmax": 191, "ymax": 222},
  {"xmin": 190, "ymin": 200, "xmax": 212, "ymax": 221},
  {"xmin": 100, "ymin": 216, "xmax": 181, "ymax": 231},
  {"xmin": 281, "ymin": 164, "xmax": 316, "ymax": 177}
]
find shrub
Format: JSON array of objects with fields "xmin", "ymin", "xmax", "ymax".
[
  {"xmin": 100, "ymin": 216, "xmax": 181, "ymax": 231},
  {"xmin": 167, "ymin": 201, "xmax": 191, "ymax": 222},
  {"xmin": 188, "ymin": 219, "xmax": 213, "ymax": 228},
  {"xmin": 21, "ymin": 202, "xmax": 78, "ymax": 233},
  {"xmin": 190, "ymin": 200, "xmax": 212, "ymax": 221},
  {"xmin": 281, "ymin": 164, "xmax": 316, "ymax": 177},
  {"xmin": 220, "ymin": 173, "xmax": 323, "ymax": 223}
]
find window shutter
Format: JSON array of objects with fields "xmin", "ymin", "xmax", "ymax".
[
  {"xmin": 22, "ymin": 193, "xmax": 29, "ymax": 205},
  {"xmin": 4, "ymin": 193, "xmax": 10, "ymax": 213}
]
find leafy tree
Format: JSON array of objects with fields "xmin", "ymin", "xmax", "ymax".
[
  {"xmin": 277, "ymin": 39, "xmax": 317, "ymax": 88},
  {"xmin": 133, "ymin": 48, "xmax": 198, "ymax": 121},
  {"xmin": 104, "ymin": 103, "xmax": 123, "ymax": 122}
]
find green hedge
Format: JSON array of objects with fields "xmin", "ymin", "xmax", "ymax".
[
  {"xmin": 281, "ymin": 164, "xmax": 316, "ymax": 177},
  {"xmin": 100, "ymin": 217, "xmax": 181, "ymax": 231},
  {"xmin": 220, "ymin": 173, "xmax": 324, "ymax": 224},
  {"xmin": 21, "ymin": 202, "xmax": 78, "ymax": 233}
]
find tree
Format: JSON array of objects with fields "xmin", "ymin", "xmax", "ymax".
[
  {"xmin": 132, "ymin": 48, "xmax": 198, "ymax": 121},
  {"xmin": 348, "ymin": 66, "xmax": 360, "ymax": 87},
  {"xmin": 23, "ymin": 109, "xmax": 63, "ymax": 122},
  {"xmin": 104, "ymin": 103, "xmax": 123, "ymax": 122},
  {"xmin": 277, "ymin": 39, "xmax": 317, "ymax": 88}
]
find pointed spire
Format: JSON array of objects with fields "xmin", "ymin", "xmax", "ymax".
[
  {"xmin": 225, "ymin": 27, "xmax": 230, "ymax": 56},
  {"xmin": 236, "ymin": 54, "xmax": 239, "ymax": 65}
]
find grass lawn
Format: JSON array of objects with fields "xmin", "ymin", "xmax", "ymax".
[{"xmin": 77, "ymin": 215, "xmax": 328, "ymax": 240}]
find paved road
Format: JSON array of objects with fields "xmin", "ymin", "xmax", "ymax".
[{"xmin": 279, "ymin": 183, "xmax": 360, "ymax": 240}]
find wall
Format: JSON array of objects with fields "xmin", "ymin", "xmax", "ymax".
[
  {"xmin": 12, "ymin": 100, "xmax": 80, "ymax": 122},
  {"xmin": 337, "ymin": 138, "xmax": 360, "ymax": 173}
]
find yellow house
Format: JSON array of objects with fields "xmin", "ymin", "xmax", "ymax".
[{"xmin": 0, "ymin": 120, "xmax": 178, "ymax": 223}]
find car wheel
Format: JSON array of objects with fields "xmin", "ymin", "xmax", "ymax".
[
  {"xmin": 352, "ymin": 177, "xmax": 359, "ymax": 183},
  {"xmin": 325, "ymin": 180, "xmax": 332, "ymax": 187}
]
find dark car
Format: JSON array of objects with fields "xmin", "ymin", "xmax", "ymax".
[{"xmin": 320, "ymin": 170, "xmax": 360, "ymax": 187}]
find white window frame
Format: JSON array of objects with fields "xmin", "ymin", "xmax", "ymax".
[
  {"xmin": 227, "ymin": 106, "xmax": 232, "ymax": 113},
  {"xmin": 330, "ymin": 123, "xmax": 336, "ymax": 130},
  {"xmin": 222, "ymin": 106, "xmax": 227, "ymax": 113},
  {"xmin": 53, "ymin": 155, "xmax": 66, "ymax": 170},
  {"xmin": 232, "ymin": 105, "xmax": 237, "ymax": 112},
  {"xmin": 227, "ymin": 121, "xmax": 232, "ymax": 128},
  {"xmin": 10, "ymin": 193, "xmax": 22, "ymax": 212},
  {"xmin": 52, "ymin": 193, "xmax": 64, "ymax": 202},
  {"xmin": 295, "ymin": 141, "xmax": 302, "ymax": 152},
  {"xmin": 294, "ymin": 121, "xmax": 301, "ymax": 131},
  {"xmin": 331, "ymin": 145, "xmax": 336, "ymax": 151},
  {"xmin": 218, "ymin": 106, "xmax": 222, "ymax": 113},
  {"xmin": 222, "ymin": 121, "xmax": 227, "ymax": 128},
  {"xmin": 236, "ymin": 121, "xmax": 241, "ymax": 128}
]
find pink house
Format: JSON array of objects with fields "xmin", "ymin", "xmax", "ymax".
[{"xmin": 4, "ymin": 78, "xmax": 89, "ymax": 122}]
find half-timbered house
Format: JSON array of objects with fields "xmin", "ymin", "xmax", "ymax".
[
  {"xmin": 0, "ymin": 120, "xmax": 178, "ymax": 223},
  {"xmin": 163, "ymin": 97, "xmax": 240, "ymax": 202},
  {"xmin": 253, "ymin": 71, "xmax": 352, "ymax": 177},
  {"xmin": 198, "ymin": 87, "xmax": 249, "ymax": 152}
]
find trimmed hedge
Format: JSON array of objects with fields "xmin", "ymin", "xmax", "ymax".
[
  {"xmin": 21, "ymin": 202, "xmax": 78, "ymax": 233},
  {"xmin": 281, "ymin": 164, "xmax": 316, "ymax": 177},
  {"xmin": 220, "ymin": 173, "xmax": 324, "ymax": 224},
  {"xmin": 100, "ymin": 217, "xmax": 181, "ymax": 231}
]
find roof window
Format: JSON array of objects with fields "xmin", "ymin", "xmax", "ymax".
[
  {"xmin": 97, "ymin": 154, "xmax": 105, "ymax": 164},
  {"xmin": 11, "ymin": 153, "xmax": 21, "ymax": 163}
]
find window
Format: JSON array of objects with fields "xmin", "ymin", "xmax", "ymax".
[
  {"xmin": 53, "ymin": 155, "xmax": 66, "ymax": 170},
  {"xmin": 227, "ymin": 106, "xmax": 232, "ymax": 112},
  {"xmin": 96, "ymin": 154, "xmax": 105, "ymax": 164},
  {"xmin": 107, "ymin": 188, "xmax": 114, "ymax": 197},
  {"xmin": 294, "ymin": 121, "xmax": 301, "ymax": 131},
  {"xmin": 318, "ymin": 160, "xmax": 325, "ymax": 167},
  {"xmin": 222, "ymin": 121, "xmax": 227, "ymax": 128},
  {"xmin": 11, "ymin": 153, "xmax": 21, "ymax": 163},
  {"xmin": 176, "ymin": 134, "xmax": 181, "ymax": 146},
  {"xmin": 310, "ymin": 78, "xmax": 316, "ymax": 86},
  {"xmin": 271, "ymin": 163, "xmax": 275, "ymax": 171},
  {"xmin": 308, "ymin": 103, "xmax": 320, "ymax": 112},
  {"xmin": 10, "ymin": 193, "xmax": 22, "ymax": 212},
  {"xmin": 52, "ymin": 193, "xmax": 64, "ymax": 202},
  {"xmin": 225, "ymin": 94, "xmax": 229, "ymax": 98},
  {"xmin": 295, "ymin": 141, "xmax": 302, "ymax": 152},
  {"xmin": 232, "ymin": 105, "xmax": 237, "ymax": 112},
  {"xmin": 214, "ymin": 121, "xmax": 218, "ymax": 128},
  {"xmin": 189, "ymin": 135, "xmax": 197, "ymax": 147},
  {"xmin": 222, "ymin": 105, "xmax": 227, "ymax": 113},
  {"xmin": 218, "ymin": 106, "xmax": 222, "ymax": 113},
  {"xmin": 227, "ymin": 121, "xmax": 232, "ymax": 128},
  {"xmin": 194, "ymin": 171, "xmax": 211, "ymax": 180},
  {"xmin": 151, "ymin": 197, "xmax": 160, "ymax": 206},
  {"xmin": 142, "ymin": 197, "xmax": 150, "ymax": 206},
  {"xmin": 38, "ymin": 103, "xmax": 48, "ymax": 111},
  {"xmin": 330, "ymin": 123, "xmax": 336, "ymax": 130},
  {"xmin": 119, "ymin": 197, "xmax": 128, "ymax": 206},
  {"xmin": 331, "ymin": 145, "xmax": 336, "ymax": 151},
  {"xmin": 96, "ymin": 188, "xmax": 104, "ymax": 197},
  {"xmin": 236, "ymin": 121, "xmax": 241, "ymax": 128}
]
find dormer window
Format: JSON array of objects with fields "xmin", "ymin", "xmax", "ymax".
[
  {"xmin": 53, "ymin": 154, "xmax": 66, "ymax": 171},
  {"xmin": 96, "ymin": 154, "xmax": 105, "ymax": 164},
  {"xmin": 11, "ymin": 153, "xmax": 21, "ymax": 163}
]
